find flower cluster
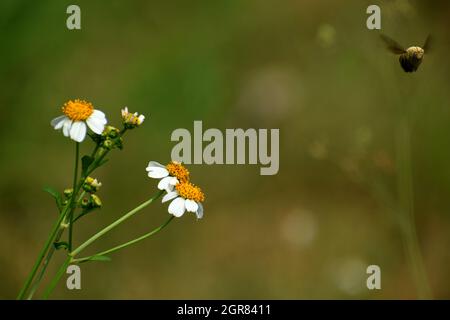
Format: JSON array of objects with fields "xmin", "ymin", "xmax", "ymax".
[
  {"xmin": 49, "ymin": 100, "xmax": 146, "ymax": 218},
  {"xmin": 50, "ymin": 99, "xmax": 204, "ymax": 219},
  {"xmin": 147, "ymin": 161, "xmax": 205, "ymax": 219},
  {"xmin": 51, "ymin": 100, "xmax": 145, "ymax": 143},
  {"xmin": 99, "ymin": 125, "xmax": 124, "ymax": 150},
  {"xmin": 20, "ymin": 99, "xmax": 208, "ymax": 300}
]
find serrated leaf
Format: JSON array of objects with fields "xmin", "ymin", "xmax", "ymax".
[
  {"xmin": 81, "ymin": 155, "xmax": 94, "ymax": 174},
  {"xmin": 54, "ymin": 241, "xmax": 69, "ymax": 250},
  {"xmin": 44, "ymin": 187, "xmax": 63, "ymax": 212}
]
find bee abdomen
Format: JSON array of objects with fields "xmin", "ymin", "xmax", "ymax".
[{"xmin": 399, "ymin": 54, "xmax": 420, "ymax": 72}]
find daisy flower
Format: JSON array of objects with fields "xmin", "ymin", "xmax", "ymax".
[
  {"xmin": 146, "ymin": 161, "xmax": 189, "ymax": 192},
  {"xmin": 50, "ymin": 99, "xmax": 107, "ymax": 142},
  {"xmin": 162, "ymin": 181, "xmax": 205, "ymax": 219},
  {"xmin": 121, "ymin": 107, "xmax": 145, "ymax": 128}
]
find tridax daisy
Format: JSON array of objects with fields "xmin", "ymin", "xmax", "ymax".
[
  {"xmin": 51, "ymin": 99, "xmax": 107, "ymax": 142},
  {"xmin": 146, "ymin": 161, "xmax": 190, "ymax": 192},
  {"xmin": 162, "ymin": 181, "xmax": 205, "ymax": 219}
]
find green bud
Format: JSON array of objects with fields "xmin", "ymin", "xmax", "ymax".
[
  {"xmin": 81, "ymin": 198, "xmax": 90, "ymax": 209},
  {"xmin": 116, "ymin": 137, "xmax": 124, "ymax": 150},
  {"xmin": 102, "ymin": 139, "xmax": 114, "ymax": 150},
  {"xmin": 90, "ymin": 194, "xmax": 102, "ymax": 208},
  {"xmin": 103, "ymin": 126, "xmax": 120, "ymax": 138},
  {"xmin": 82, "ymin": 176, "xmax": 102, "ymax": 193},
  {"xmin": 63, "ymin": 188, "xmax": 73, "ymax": 198}
]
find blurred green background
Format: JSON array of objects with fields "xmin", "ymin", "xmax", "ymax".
[{"xmin": 1, "ymin": 0, "xmax": 450, "ymax": 299}]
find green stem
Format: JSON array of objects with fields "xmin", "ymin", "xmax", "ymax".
[
  {"xmin": 74, "ymin": 216, "xmax": 174, "ymax": 262},
  {"xmin": 396, "ymin": 117, "xmax": 432, "ymax": 299},
  {"xmin": 20, "ymin": 143, "xmax": 80, "ymax": 300},
  {"xmin": 71, "ymin": 190, "xmax": 164, "ymax": 257},
  {"xmin": 42, "ymin": 256, "xmax": 72, "ymax": 300},
  {"xmin": 73, "ymin": 210, "xmax": 89, "ymax": 224},
  {"xmin": 68, "ymin": 142, "xmax": 80, "ymax": 252},
  {"xmin": 16, "ymin": 204, "xmax": 70, "ymax": 300},
  {"xmin": 26, "ymin": 191, "xmax": 87, "ymax": 299},
  {"xmin": 26, "ymin": 227, "xmax": 65, "ymax": 300}
]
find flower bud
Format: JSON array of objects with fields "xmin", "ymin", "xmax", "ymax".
[
  {"xmin": 63, "ymin": 188, "xmax": 74, "ymax": 198},
  {"xmin": 90, "ymin": 194, "xmax": 102, "ymax": 208},
  {"xmin": 103, "ymin": 126, "xmax": 120, "ymax": 138},
  {"xmin": 81, "ymin": 198, "xmax": 90, "ymax": 209},
  {"xmin": 82, "ymin": 176, "xmax": 102, "ymax": 193},
  {"xmin": 102, "ymin": 139, "xmax": 114, "ymax": 150},
  {"xmin": 121, "ymin": 107, "xmax": 145, "ymax": 129}
]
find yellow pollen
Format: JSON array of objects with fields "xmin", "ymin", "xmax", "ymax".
[
  {"xmin": 62, "ymin": 99, "xmax": 94, "ymax": 121},
  {"xmin": 175, "ymin": 182, "xmax": 205, "ymax": 203},
  {"xmin": 166, "ymin": 161, "xmax": 190, "ymax": 182}
]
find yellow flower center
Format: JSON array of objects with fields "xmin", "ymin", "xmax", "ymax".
[
  {"xmin": 176, "ymin": 182, "xmax": 205, "ymax": 203},
  {"xmin": 166, "ymin": 161, "xmax": 190, "ymax": 182},
  {"xmin": 62, "ymin": 99, "xmax": 94, "ymax": 121}
]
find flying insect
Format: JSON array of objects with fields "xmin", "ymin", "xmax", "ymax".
[{"xmin": 380, "ymin": 34, "xmax": 431, "ymax": 72}]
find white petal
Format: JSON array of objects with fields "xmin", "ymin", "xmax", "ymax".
[
  {"xmin": 146, "ymin": 161, "xmax": 165, "ymax": 170},
  {"xmin": 185, "ymin": 199, "xmax": 199, "ymax": 213},
  {"xmin": 86, "ymin": 116, "xmax": 105, "ymax": 134},
  {"xmin": 90, "ymin": 110, "xmax": 107, "ymax": 124},
  {"xmin": 168, "ymin": 197, "xmax": 186, "ymax": 217},
  {"xmin": 63, "ymin": 119, "xmax": 73, "ymax": 137},
  {"xmin": 162, "ymin": 191, "xmax": 179, "ymax": 203},
  {"xmin": 69, "ymin": 121, "xmax": 87, "ymax": 142},
  {"xmin": 51, "ymin": 116, "xmax": 67, "ymax": 129},
  {"xmin": 158, "ymin": 176, "xmax": 173, "ymax": 190},
  {"xmin": 167, "ymin": 177, "xmax": 178, "ymax": 190},
  {"xmin": 147, "ymin": 167, "xmax": 169, "ymax": 179},
  {"xmin": 196, "ymin": 203, "xmax": 204, "ymax": 219}
]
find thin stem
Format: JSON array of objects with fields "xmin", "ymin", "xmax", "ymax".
[
  {"xmin": 74, "ymin": 216, "xmax": 174, "ymax": 262},
  {"xmin": 73, "ymin": 210, "xmax": 89, "ymax": 223},
  {"xmin": 26, "ymin": 227, "xmax": 65, "ymax": 300},
  {"xmin": 23, "ymin": 143, "xmax": 81, "ymax": 299},
  {"xmin": 16, "ymin": 204, "xmax": 70, "ymax": 300},
  {"xmin": 42, "ymin": 256, "xmax": 72, "ymax": 300},
  {"xmin": 26, "ymin": 192, "xmax": 87, "ymax": 299},
  {"xmin": 71, "ymin": 190, "xmax": 164, "ymax": 257},
  {"xmin": 396, "ymin": 117, "xmax": 432, "ymax": 299},
  {"xmin": 68, "ymin": 142, "xmax": 80, "ymax": 251}
]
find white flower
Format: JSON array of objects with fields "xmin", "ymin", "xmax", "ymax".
[
  {"xmin": 121, "ymin": 107, "xmax": 145, "ymax": 128},
  {"xmin": 162, "ymin": 181, "xmax": 205, "ymax": 219},
  {"xmin": 51, "ymin": 99, "xmax": 107, "ymax": 142},
  {"xmin": 146, "ymin": 160, "xmax": 189, "ymax": 192}
]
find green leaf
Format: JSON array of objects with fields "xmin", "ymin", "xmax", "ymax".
[
  {"xmin": 44, "ymin": 187, "xmax": 63, "ymax": 212},
  {"xmin": 54, "ymin": 241, "xmax": 69, "ymax": 250},
  {"xmin": 81, "ymin": 255, "xmax": 111, "ymax": 263},
  {"xmin": 81, "ymin": 155, "xmax": 94, "ymax": 174}
]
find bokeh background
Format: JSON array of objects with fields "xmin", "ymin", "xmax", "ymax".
[{"xmin": 1, "ymin": 0, "xmax": 450, "ymax": 299}]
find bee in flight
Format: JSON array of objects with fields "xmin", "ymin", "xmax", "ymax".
[{"xmin": 380, "ymin": 34, "xmax": 431, "ymax": 72}]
